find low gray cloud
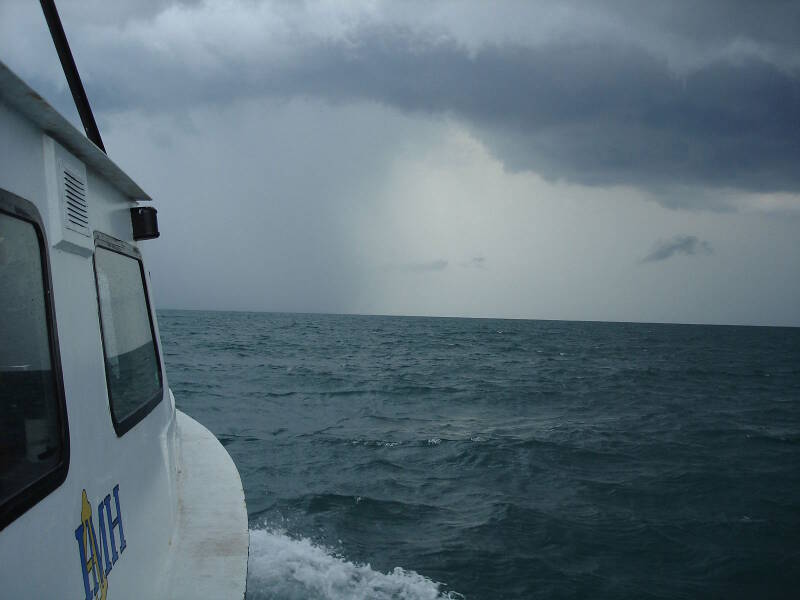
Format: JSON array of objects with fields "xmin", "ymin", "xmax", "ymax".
[
  {"xmin": 461, "ymin": 257, "xmax": 486, "ymax": 269},
  {"xmin": 642, "ymin": 235, "xmax": 713, "ymax": 263}
]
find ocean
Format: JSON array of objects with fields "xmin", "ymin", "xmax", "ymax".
[{"xmin": 157, "ymin": 310, "xmax": 800, "ymax": 599}]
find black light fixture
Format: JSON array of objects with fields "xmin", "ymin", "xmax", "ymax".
[{"xmin": 131, "ymin": 207, "xmax": 160, "ymax": 240}]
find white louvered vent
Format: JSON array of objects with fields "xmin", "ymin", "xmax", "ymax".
[
  {"xmin": 62, "ymin": 167, "xmax": 90, "ymax": 237},
  {"xmin": 44, "ymin": 137, "xmax": 93, "ymax": 256}
]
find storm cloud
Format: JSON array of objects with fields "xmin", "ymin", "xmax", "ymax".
[
  {"xmin": 642, "ymin": 235, "xmax": 713, "ymax": 263},
  {"xmin": 5, "ymin": 0, "xmax": 800, "ymax": 204},
  {"xmin": 94, "ymin": 30, "xmax": 800, "ymax": 196},
  {"xmin": 316, "ymin": 32, "xmax": 800, "ymax": 195}
]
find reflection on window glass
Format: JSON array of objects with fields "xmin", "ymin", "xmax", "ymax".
[
  {"xmin": 95, "ymin": 246, "xmax": 162, "ymax": 427},
  {"xmin": 0, "ymin": 212, "xmax": 63, "ymax": 507}
]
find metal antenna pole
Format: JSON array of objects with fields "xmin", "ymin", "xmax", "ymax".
[{"xmin": 39, "ymin": 0, "xmax": 106, "ymax": 153}]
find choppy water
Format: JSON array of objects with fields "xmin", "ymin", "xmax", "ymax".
[{"xmin": 158, "ymin": 310, "xmax": 800, "ymax": 599}]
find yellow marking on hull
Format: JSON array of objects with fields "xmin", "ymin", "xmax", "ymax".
[{"xmin": 80, "ymin": 489, "xmax": 107, "ymax": 600}]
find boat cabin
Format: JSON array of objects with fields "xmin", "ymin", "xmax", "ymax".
[{"xmin": 0, "ymin": 60, "xmax": 248, "ymax": 599}]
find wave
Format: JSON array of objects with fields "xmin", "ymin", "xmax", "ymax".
[{"xmin": 246, "ymin": 527, "xmax": 462, "ymax": 600}]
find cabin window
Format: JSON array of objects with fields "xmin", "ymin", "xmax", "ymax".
[
  {"xmin": 0, "ymin": 203, "xmax": 68, "ymax": 530},
  {"xmin": 94, "ymin": 244, "xmax": 162, "ymax": 435}
]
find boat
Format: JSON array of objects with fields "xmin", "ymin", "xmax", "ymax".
[{"xmin": 0, "ymin": 3, "xmax": 249, "ymax": 598}]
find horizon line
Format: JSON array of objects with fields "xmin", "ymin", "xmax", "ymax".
[{"xmin": 153, "ymin": 307, "xmax": 800, "ymax": 329}]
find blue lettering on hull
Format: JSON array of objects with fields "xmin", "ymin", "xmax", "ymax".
[{"xmin": 75, "ymin": 486, "xmax": 125, "ymax": 599}]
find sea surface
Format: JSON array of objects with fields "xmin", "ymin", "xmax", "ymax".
[{"xmin": 157, "ymin": 310, "xmax": 800, "ymax": 600}]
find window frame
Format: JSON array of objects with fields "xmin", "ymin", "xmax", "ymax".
[
  {"xmin": 93, "ymin": 232, "xmax": 164, "ymax": 437},
  {"xmin": 0, "ymin": 188, "xmax": 70, "ymax": 532}
]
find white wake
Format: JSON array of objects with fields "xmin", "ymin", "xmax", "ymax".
[{"xmin": 246, "ymin": 528, "xmax": 462, "ymax": 600}]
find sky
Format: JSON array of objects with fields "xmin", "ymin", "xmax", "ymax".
[{"xmin": 2, "ymin": 0, "xmax": 799, "ymax": 326}]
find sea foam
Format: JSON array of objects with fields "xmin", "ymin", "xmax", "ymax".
[{"xmin": 246, "ymin": 527, "xmax": 462, "ymax": 600}]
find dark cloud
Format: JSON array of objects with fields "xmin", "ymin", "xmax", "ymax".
[
  {"xmin": 9, "ymin": 1, "xmax": 800, "ymax": 204},
  {"xmin": 64, "ymin": 26, "xmax": 799, "ymax": 200},
  {"xmin": 593, "ymin": 0, "xmax": 800, "ymax": 51},
  {"xmin": 641, "ymin": 235, "xmax": 713, "ymax": 263},
  {"xmin": 277, "ymin": 31, "xmax": 800, "ymax": 196}
]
